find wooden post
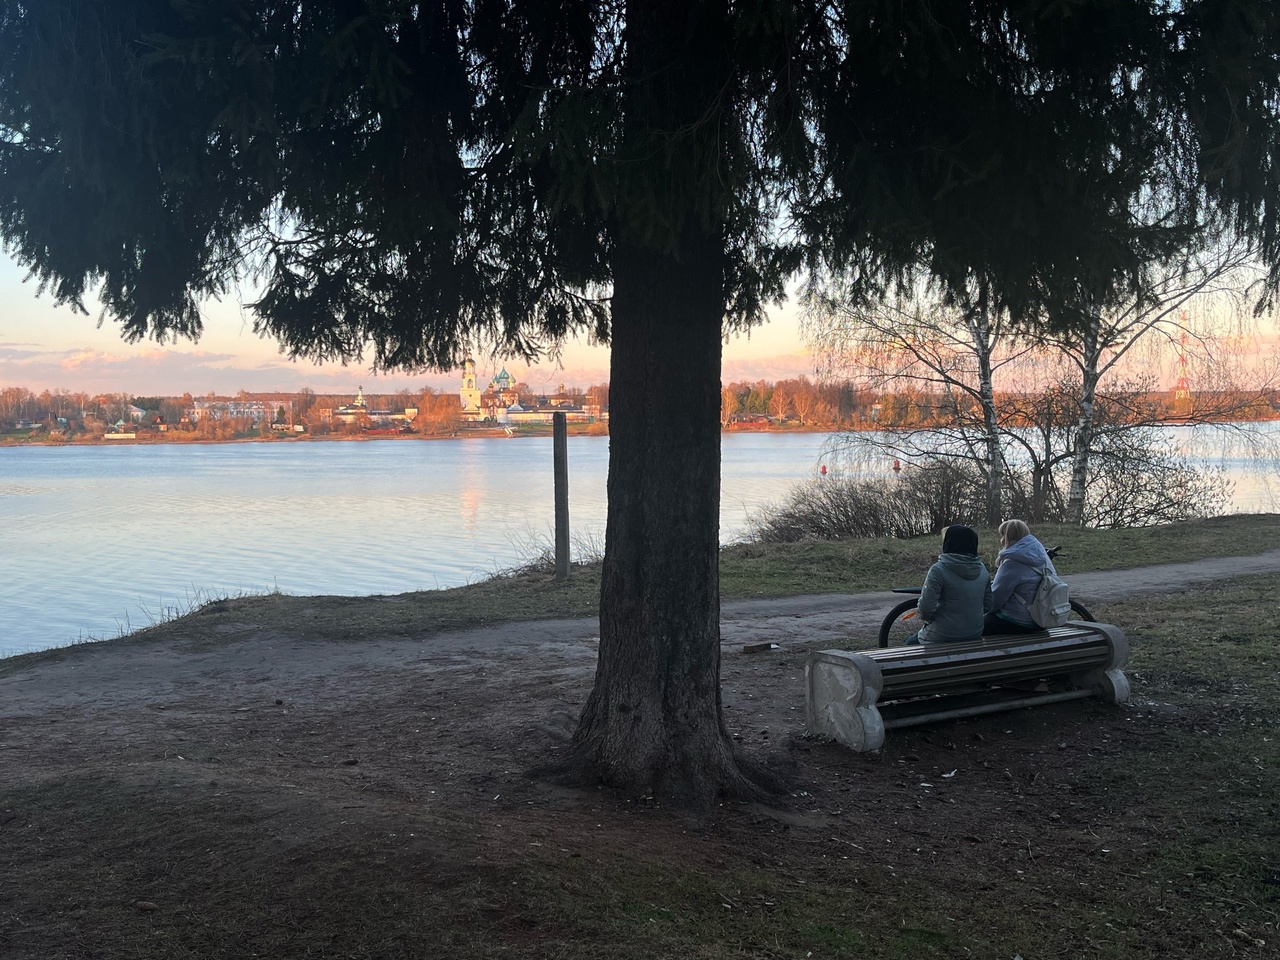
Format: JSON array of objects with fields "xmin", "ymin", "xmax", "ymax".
[{"xmin": 553, "ymin": 412, "xmax": 570, "ymax": 581}]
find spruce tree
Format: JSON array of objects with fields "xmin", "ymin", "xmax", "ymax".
[{"xmin": 2, "ymin": 1, "xmax": 1277, "ymax": 806}]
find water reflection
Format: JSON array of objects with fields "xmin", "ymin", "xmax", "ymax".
[{"xmin": 460, "ymin": 487, "xmax": 482, "ymax": 531}]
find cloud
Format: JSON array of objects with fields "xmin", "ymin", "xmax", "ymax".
[
  {"xmin": 2, "ymin": 345, "xmax": 237, "ymax": 394},
  {"xmin": 0, "ymin": 285, "xmax": 818, "ymax": 395},
  {"xmin": 58, "ymin": 348, "xmax": 149, "ymax": 370},
  {"xmin": 0, "ymin": 337, "xmax": 824, "ymax": 397},
  {"xmin": 723, "ymin": 351, "xmax": 816, "ymax": 383},
  {"xmin": 0, "ymin": 342, "xmax": 47, "ymax": 361},
  {"xmin": 3, "ymin": 250, "xmax": 809, "ymax": 395}
]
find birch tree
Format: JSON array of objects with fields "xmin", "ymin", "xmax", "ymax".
[
  {"xmin": 1039, "ymin": 241, "xmax": 1268, "ymax": 523},
  {"xmin": 806, "ymin": 280, "xmax": 1033, "ymax": 525}
]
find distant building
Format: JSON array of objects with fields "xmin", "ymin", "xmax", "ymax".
[
  {"xmin": 105, "ymin": 419, "xmax": 136, "ymax": 439},
  {"xmin": 326, "ymin": 387, "xmax": 418, "ymax": 430},
  {"xmin": 332, "ymin": 386, "xmax": 370, "ymax": 425},
  {"xmin": 457, "ymin": 362, "xmax": 605, "ymax": 425},
  {"xmin": 459, "ymin": 360, "xmax": 521, "ymax": 423},
  {"xmin": 460, "ymin": 359, "xmax": 483, "ymax": 417},
  {"xmin": 189, "ymin": 398, "xmax": 288, "ymax": 425}
]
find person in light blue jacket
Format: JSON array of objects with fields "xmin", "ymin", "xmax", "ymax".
[
  {"xmin": 985, "ymin": 519, "xmax": 1055, "ymax": 634},
  {"xmin": 908, "ymin": 524, "xmax": 992, "ymax": 644}
]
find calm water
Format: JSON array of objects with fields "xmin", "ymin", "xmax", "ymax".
[
  {"xmin": 2, "ymin": 427, "xmax": 1275, "ymax": 657},
  {"xmin": 0, "ymin": 433, "xmax": 835, "ymax": 656}
]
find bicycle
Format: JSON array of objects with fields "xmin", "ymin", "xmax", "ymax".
[{"xmin": 877, "ymin": 545, "xmax": 1095, "ymax": 648}]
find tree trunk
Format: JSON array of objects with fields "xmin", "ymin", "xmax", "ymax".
[
  {"xmin": 967, "ymin": 294, "xmax": 1004, "ymax": 526},
  {"xmin": 559, "ymin": 0, "xmax": 766, "ymax": 809},
  {"xmin": 1066, "ymin": 311, "xmax": 1102, "ymax": 525},
  {"xmin": 566, "ymin": 234, "xmax": 757, "ymax": 807}
]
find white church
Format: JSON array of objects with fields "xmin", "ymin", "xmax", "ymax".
[{"xmin": 458, "ymin": 358, "xmax": 601, "ymax": 424}]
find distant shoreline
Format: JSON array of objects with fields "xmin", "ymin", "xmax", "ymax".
[
  {"xmin": 0, "ymin": 422, "xmax": 851, "ymax": 447},
  {"xmin": 3, "ymin": 416, "xmax": 1275, "ymax": 448},
  {"xmin": 0, "ymin": 425, "xmax": 588, "ymax": 446}
]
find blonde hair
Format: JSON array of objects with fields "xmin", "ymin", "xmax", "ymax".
[{"xmin": 998, "ymin": 518, "xmax": 1031, "ymax": 549}]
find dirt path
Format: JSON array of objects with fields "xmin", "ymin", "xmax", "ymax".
[{"xmin": 4, "ymin": 550, "xmax": 1279, "ymax": 722}]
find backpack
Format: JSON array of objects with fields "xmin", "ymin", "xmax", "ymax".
[{"xmin": 1029, "ymin": 566, "xmax": 1072, "ymax": 628}]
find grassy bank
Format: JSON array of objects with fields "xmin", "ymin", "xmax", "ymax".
[{"xmin": 10, "ymin": 513, "xmax": 1272, "ymax": 663}]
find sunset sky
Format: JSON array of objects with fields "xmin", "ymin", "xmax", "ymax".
[
  {"xmin": 7, "ymin": 249, "xmax": 1278, "ymax": 399},
  {"xmin": 0, "ymin": 255, "xmax": 817, "ymax": 397}
]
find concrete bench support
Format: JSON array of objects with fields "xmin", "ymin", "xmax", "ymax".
[
  {"xmin": 806, "ymin": 650, "xmax": 888, "ymax": 752},
  {"xmin": 806, "ymin": 623, "xmax": 1130, "ymax": 752}
]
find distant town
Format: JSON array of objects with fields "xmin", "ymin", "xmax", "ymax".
[{"xmin": 2, "ymin": 360, "xmax": 1278, "ymax": 443}]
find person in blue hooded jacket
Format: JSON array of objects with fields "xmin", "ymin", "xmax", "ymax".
[
  {"xmin": 908, "ymin": 524, "xmax": 991, "ymax": 644},
  {"xmin": 985, "ymin": 519, "xmax": 1055, "ymax": 634}
]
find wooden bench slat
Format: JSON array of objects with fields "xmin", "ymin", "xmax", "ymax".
[
  {"xmin": 882, "ymin": 646, "xmax": 1109, "ymax": 689},
  {"xmin": 805, "ymin": 621, "xmax": 1130, "ymax": 752},
  {"xmin": 864, "ymin": 627, "xmax": 1105, "ymax": 663},
  {"xmin": 879, "ymin": 640, "xmax": 1110, "ymax": 671}
]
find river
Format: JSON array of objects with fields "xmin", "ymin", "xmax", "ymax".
[
  {"xmin": 2, "ymin": 426, "xmax": 1275, "ymax": 657},
  {"xmin": 2, "ymin": 433, "xmax": 834, "ymax": 656}
]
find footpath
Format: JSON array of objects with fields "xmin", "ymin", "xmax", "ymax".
[
  {"xmin": 717, "ymin": 549, "xmax": 1280, "ymax": 650},
  {"xmin": 2, "ymin": 550, "xmax": 1279, "ymax": 719}
]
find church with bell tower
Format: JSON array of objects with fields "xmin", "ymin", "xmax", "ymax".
[
  {"xmin": 459, "ymin": 358, "xmax": 522, "ymax": 421},
  {"xmin": 460, "ymin": 358, "xmax": 483, "ymax": 417}
]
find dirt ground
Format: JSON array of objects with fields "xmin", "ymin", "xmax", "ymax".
[
  {"xmin": 5, "ymin": 551, "xmax": 1278, "ymax": 758},
  {"xmin": 2, "ymin": 551, "xmax": 1279, "ymax": 958}
]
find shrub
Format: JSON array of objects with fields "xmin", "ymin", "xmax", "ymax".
[
  {"xmin": 747, "ymin": 430, "xmax": 1232, "ymax": 542},
  {"xmin": 746, "ymin": 461, "xmax": 987, "ymax": 543},
  {"xmin": 1081, "ymin": 428, "xmax": 1233, "ymax": 528}
]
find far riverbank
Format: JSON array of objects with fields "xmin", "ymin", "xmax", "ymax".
[
  {"xmin": 5, "ymin": 414, "xmax": 1278, "ymax": 448},
  {"xmin": 2, "ymin": 420, "xmax": 837, "ymax": 446}
]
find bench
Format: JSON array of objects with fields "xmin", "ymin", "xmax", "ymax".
[{"xmin": 805, "ymin": 622, "xmax": 1130, "ymax": 752}]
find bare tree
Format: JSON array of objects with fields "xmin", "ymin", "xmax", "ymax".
[
  {"xmin": 806, "ymin": 280, "xmax": 1033, "ymax": 524},
  {"xmin": 768, "ymin": 383, "xmax": 792, "ymax": 421},
  {"xmin": 719, "ymin": 385, "xmax": 739, "ymax": 425},
  {"xmin": 1037, "ymin": 241, "xmax": 1271, "ymax": 522},
  {"xmin": 784, "ymin": 376, "xmax": 817, "ymax": 426},
  {"xmin": 806, "ymin": 249, "xmax": 1278, "ymax": 528},
  {"xmin": 586, "ymin": 383, "xmax": 610, "ymax": 408}
]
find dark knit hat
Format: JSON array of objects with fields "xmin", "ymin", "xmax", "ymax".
[{"xmin": 941, "ymin": 524, "xmax": 979, "ymax": 556}]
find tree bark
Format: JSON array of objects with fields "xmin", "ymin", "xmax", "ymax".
[
  {"xmin": 566, "ymin": 232, "xmax": 754, "ymax": 807},
  {"xmin": 968, "ymin": 302, "xmax": 1004, "ymax": 528},
  {"xmin": 1066, "ymin": 310, "xmax": 1102, "ymax": 525},
  {"xmin": 559, "ymin": 0, "xmax": 766, "ymax": 808}
]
